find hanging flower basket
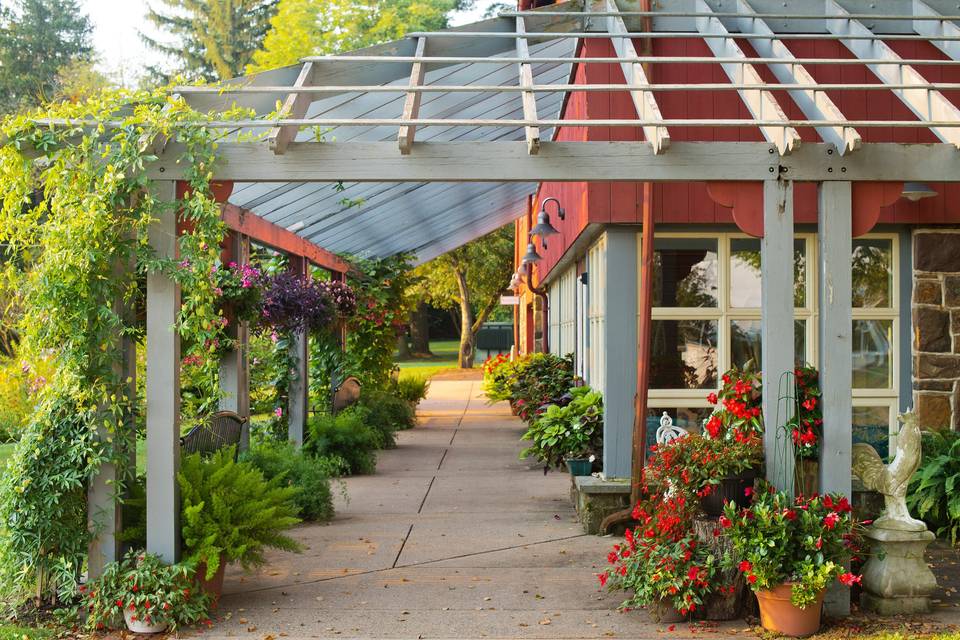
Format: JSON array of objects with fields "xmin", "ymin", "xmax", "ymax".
[
  {"xmin": 214, "ymin": 261, "xmax": 264, "ymax": 323},
  {"xmin": 319, "ymin": 280, "xmax": 358, "ymax": 317},
  {"xmin": 260, "ymin": 272, "xmax": 335, "ymax": 334}
]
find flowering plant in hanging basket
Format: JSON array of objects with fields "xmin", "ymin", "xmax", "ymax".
[
  {"xmin": 81, "ymin": 549, "xmax": 212, "ymax": 633},
  {"xmin": 213, "ymin": 261, "xmax": 264, "ymax": 323},
  {"xmin": 260, "ymin": 272, "xmax": 335, "ymax": 334},
  {"xmin": 319, "ymin": 279, "xmax": 358, "ymax": 317}
]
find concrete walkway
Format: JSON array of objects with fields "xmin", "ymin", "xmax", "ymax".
[{"xmin": 206, "ymin": 378, "xmax": 702, "ymax": 639}]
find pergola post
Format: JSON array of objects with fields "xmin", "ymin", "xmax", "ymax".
[
  {"xmin": 146, "ymin": 182, "xmax": 181, "ymax": 563},
  {"xmin": 287, "ymin": 255, "xmax": 310, "ymax": 447},
  {"xmin": 761, "ymin": 179, "xmax": 795, "ymax": 493},
  {"xmin": 818, "ymin": 181, "xmax": 854, "ymax": 616},
  {"xmin": 219, "ymin": 231, "xmax": 251, "ymax": 451},
  {"xmin": 602, "ymin": 228, "xmax": 638, "ymax": 479}
]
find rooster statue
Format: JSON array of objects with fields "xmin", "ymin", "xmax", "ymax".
[{"xmin": 852, "ymin": 410, "xmax": 926, "ymax": 532}]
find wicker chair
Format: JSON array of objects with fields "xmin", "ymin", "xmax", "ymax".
[
  {"xmin": 180, "ymin": 411, "xmax": 246, "ymax": 459},
  {"xmin": 332, "ymin": 376, "xmax": 362, "ymax": 414}
]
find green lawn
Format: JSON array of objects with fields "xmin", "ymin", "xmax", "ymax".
[
  {"xmin": 0, "ymin": 624, "xmax": 54, "ymax": 640},
  {"xmin": 396, "ymin": 340, "xmax": 477, "ymax": 380}
]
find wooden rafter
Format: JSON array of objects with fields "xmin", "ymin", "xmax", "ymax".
[
  {"xmin": 913, "ymin": 0, "xmax": 960, "ymax": 62},
  {"xmin": 398, "ymin": 37, "xmax": 428, "ymax": 155},
  {"xmin": 695, "ymin": 0, "xmax": 802, "ymax": 155},
  {"xmin": 602, "ymin": 0, "xmax": 669, "ymax": 153},
  {"xmin": 516, "ymin": 16, "xmax": 541, "ymax": 155},
  {"xmin": 269, "ymin": 62, "xmax": 315, "ymax": 155},
  {"xmin": 825, "ymin": 0, "xmax": 960, "ymax": 149}
]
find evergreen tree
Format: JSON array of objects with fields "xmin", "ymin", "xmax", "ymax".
[
  {"xmin": 142, "ymin": 0, "xmax": 279, "ymax": 81},
  {"xmin": 0, "ymin": 0, "xmax": 94, "ymax": 112}
]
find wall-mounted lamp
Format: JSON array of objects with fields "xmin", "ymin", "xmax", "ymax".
[
  {"xmin": 520, "ymin": 239, "xmax": 543, "ymax": 266},
  {"xmin": 509, "ymin": 270, "xmax": 523, "ymax": 290},
  {"xmin": 541, "ymin": 196, "xmax": 565, "ymax": 221},
  {"xmin": 901, "ymin": 182, "xmax": 938, "ymax": 202}
]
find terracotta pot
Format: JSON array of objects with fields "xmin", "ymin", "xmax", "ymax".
[
  {"xmin": 646, "ymin": 597, "xmax": 688, "ymax": 623},
  {"xmin": 124, "ymin": 607, "xmax": 169, "ymax": 634},
  {"xmin": 755, "ymin": 583, "xmax": 824, "ymax": 637},
  {"xmin": 196, "ymin": 554, "xmax": 228, "ymax": 602},
  {"xmin": 699, "ymin": 470, "xmax": 758, "ymax": 517}
]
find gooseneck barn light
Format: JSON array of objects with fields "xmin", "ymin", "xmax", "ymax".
[
  {"xmin": 520, "ymin": 237, "xmax": 543, "ymax": 266},
  {"xmin": 901, "ymin": 182, "xmax": 938, "ymax": 202}
]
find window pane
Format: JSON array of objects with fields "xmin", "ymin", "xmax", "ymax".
[
  {"xmin": 651, "ymin": 319, "xmax": 718, "ymax": 389},
  {"xmin": 852, "ymin": 239, "xmax": 893, "ymax": 308},
  {"xmin": 853, "ymin": 319, "xmax": 893, "ymax": 388},
  {"xmin": 795, "ymin": 319, "xmax": 807, "ymax": 366},
  {"xmin": 729, "ymin": 238, "xmax": 807, "ymax": 308},
  {"xmin": 728, "ymin": 319, "xmax": 808, "ymax": 369},
  {"xmin": 853, "ymin": 406, "xmax": 890, "ymax": 460},
  {"xmin": 645, "ymin": 407, "xmax": 714, "ymax": 458},
  {"xmin": 654, "ymin": 238, "xmax": 718, "ymax": 307}
]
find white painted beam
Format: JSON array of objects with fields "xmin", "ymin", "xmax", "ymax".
[
  {"xmin": 826, "ymin": 0, "xmax": 960, "ymax": 148},
  {"xmin": 601, "ymin": 0, "xmax": 670, "ymax": 153},
  {"xmin": 398, "ymin": 37, "xmax": 428, "ymax": 155},
  {"xmin": 695, "ymin": 0, "xmax": 802, "ymax": 155},
  {"xmin": 287, "ymin": 256, "xmax": 309, "ymax": 447},
  {"xmin": 146, "ymin": 182, "xmax": 181, "ymax": 563},
  {"xmin": 515, "ymin": 17, "xmax": 541, "ymax": 155},
  {"xmin": 818, "ymin": 180, "xmax": 853, "ymax": 616},
  {"xmin": 761, "ymin": 179, "xmax": 796, "ymax": 495},
  {"xmin": 735, "ymin": 0, "xmax": 861, "ymax": 155},
  {"xmin": 218, "ymin": 232, "xmax": 251, "ymax": 451},
  {"xmin": 269, "ymin": 62, "xmax": 315, "ymax": 155},
  {"xmin": 913, "ymin": 0, "xmax": 960, "ymax": 62}
]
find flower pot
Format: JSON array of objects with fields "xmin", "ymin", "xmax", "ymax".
[
  {"xmin": 645, "ymin": 597, "xmax": 688, "ymax": 623},
  {"xmin": 196, "ymin": 554, "xmax": 228, "ymax": 602},
  {"xmin": 755, "ymin": 583, "xmax": 824, "ymax": 637},
  {"xmin": 699, "ymin": 470, "xmax": 758, "ymax": 517},
  {"xmin": 124, "ymin": 607, "xmax": 169, "ymax": 634},
  {"xmin": 565, "ymin": 458, "xmax": 593, "ymax": 476}
]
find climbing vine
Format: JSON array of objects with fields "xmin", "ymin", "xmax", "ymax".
[{"xmin": 0, "ymin": 89, "xmax": 251, "ymax": 606}]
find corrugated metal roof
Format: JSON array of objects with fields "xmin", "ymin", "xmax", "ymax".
[{"xmin": 227, "ymin": 37, "xmax": 574, "ymax": 264}]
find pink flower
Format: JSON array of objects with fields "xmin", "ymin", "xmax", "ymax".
[{"xmin": 274, "ymin": 407, "xmax": 283, "ymax": 418}]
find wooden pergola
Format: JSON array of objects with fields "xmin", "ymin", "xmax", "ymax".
[{"xmin": 57, "ymin": 0, "xmax": 960, "ymax": 616}]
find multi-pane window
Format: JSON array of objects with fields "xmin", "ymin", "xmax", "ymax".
[{"xmin": 644, "ymin": 233, "xmax": 899, "ymax": 455}]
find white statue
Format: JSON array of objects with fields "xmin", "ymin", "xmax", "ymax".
[
  {"xmin": 656, "ymin": 411, "xmax": 687, "ymax": 445},
  {"xmin": 852, "ymin": 410, "xmax": 926, "ymax": 532}
]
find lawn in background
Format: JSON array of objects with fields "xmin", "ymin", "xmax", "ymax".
[{"xmin": 395, "ymin": 339, "xmax": 492, "ymax": 381}]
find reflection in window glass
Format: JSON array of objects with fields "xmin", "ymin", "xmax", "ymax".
[
  {"xmin": 852, "ymin": 239, "xmax": 892, "ymax": 308},
  {"xmin": 853, "ymin": 319, "xmax": 892, "ymax": 388},
  {"xmin": 651, "ymin": 320, "xmax": 718, "ymax": 389},
  {"xmin": 853, "ymin": 406, "xmax": 890, "ymax": 460},
  {"xmin": 795, "ymin": 320, "xmax": 807, "ymax": 366},
  {"xmin": 728, "ymin": 319, "xmax": 808, "ymax": 370},
  {"xmin": 645, "ymin": 407, "xmax": 714, "ymax": 460},
  {"xmin": 654, "ymin": 238, "xmax": 718, "ymax": 307},
  {"xmin": 730, "ymin": 238, "xmax": 807, "ymax": 308}
]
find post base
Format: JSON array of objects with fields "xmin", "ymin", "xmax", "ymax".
[{"xmin": 859, "ymin": 525, "xmax": 938, "ymax": 615}]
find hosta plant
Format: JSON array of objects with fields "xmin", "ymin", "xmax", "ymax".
[{"xmin": 520, "ymin": 385, "xmax": 603, "ymax": 469}]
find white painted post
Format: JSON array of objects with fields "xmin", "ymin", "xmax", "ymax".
[
  {"xmin": 218, "ymin": 233, "xmax": 251, "ymax": 450},
  {"xmin": 146, "ymin": 182, "xmax": 181, "ymax": 563},
  {"xmin": 601, "ymin": 229, "xmax": 638, "ymax": 479},
  {"xmin": 287, "ymin": 256, "xmax": 309, "ymax": 447},
  {"xmin": 761, "ymin": 179, "xmax": 796, "ymax": 493},
  {"xmin": 818, "ymin": 181, "xmax": 853, "ymax": 617}
]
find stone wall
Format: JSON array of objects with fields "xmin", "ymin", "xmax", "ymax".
[{"xmin": 913, "ymin": 229, "xmax": 960, "ymax": 430}]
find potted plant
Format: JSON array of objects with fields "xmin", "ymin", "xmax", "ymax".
[
  {"xmin": 213, "ymin": 261, "xmax": 264, "ymax": 323},
  {"xmin": 721, "ymin": 483, "xmax": 863, "ymax": 637},
  {"xmin": 260, "ymin": 271, "xmax": 336, "ymax": 334},
  {"xmin": 83, "ymin": 550, "xmax": 212, "ymax": 633},
  {"xmin": 519, "ymin": 385, "xmax": 603, "ymax": 473},
  {"xmin": 178, "ymin": 446, "xmax": 303, "ymax": 598}
]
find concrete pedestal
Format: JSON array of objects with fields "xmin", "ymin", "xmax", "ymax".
[
  {"xmin": 570, "ymin": 475, "xmax": 630, "ymax": 534},
  {"xmin": 860, "ymin": 526, "xmax": 938, "ymax": 615}
]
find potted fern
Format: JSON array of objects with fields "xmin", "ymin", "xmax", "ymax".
[{"xmin": 178, "ymin": 447, "xmax": 303, "ymax": 598}]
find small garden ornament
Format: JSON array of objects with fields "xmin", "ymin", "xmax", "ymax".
[{"xmin": 852, "ymin": 410, "xmax": 938, "ymax": 614}]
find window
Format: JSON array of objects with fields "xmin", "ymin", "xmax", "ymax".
[
  {"xmin": 586, "ymin": 235, "xmax": 607, "ymax": 394},
  {"xmin": 643, "ymin": 232, "xmax": 899, "ymax": 447}
]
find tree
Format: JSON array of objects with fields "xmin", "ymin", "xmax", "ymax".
[
  {"xmin": 0, "ymin": 0, "xmax": 94, "ymax": 112},
  {"xmin": 412, "ymin": 225, "xmax": 514, "ymax": 368},
  {"xmin": 248, "ymin": 0, "xmax": 473, "ymax": 73},
  {"xmin": 142, "ymin": 0, "xmax": 279, "ymax": 81}
]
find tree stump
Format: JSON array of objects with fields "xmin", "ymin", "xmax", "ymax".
[{"xmin": 693, "ymin": 516, "xmax": 751, "ymax": 621}]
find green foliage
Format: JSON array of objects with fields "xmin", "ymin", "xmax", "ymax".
[
  {"xmin": 143, "ymin": 0, "xmax": 279, "ymax": 81},
  {"xmin": 360, "ymin": 388, "xmax": 416, "ymax": 432},
  {"xmin": 484, "ymin": 352, "xmax": 576, "ymax": 422},
  {"xmin": 394, "ymin": 375, "xmax": 429, "ymax": 406},
  {"xmin": 305, "ymin": 412, "xmax": 380, "ymax": 475},
  {"xmin": 0, "ymin": 0, "xmax": 94, "ymax": 112},
  {"xmin": 907, "ymin": 430, "xmax": 960, "ymax": 543},
  {"xmin": 83, "ymin": 550, "xmax": 211, "ymax": 632},
  {"xmin": 520, "ymin": 386, "xmax": 603, "ymax": 469},
  {"xmin": 0, "ymin": 354, "xmax": 52, "ymax": 442},
  {"xmin": 178, "ymin": 448, "xmax": 302, "ymax": 580},
  {"xmin": 242, "ymin": 440, "xmax": 338, "ymax": 522},
  {"xmin": 0, "ymin": 625, "xmax": 54, "ymax": 640},
  {"xmin": 249, "ymin": 0, "xmax": 472, "ymax": 73}
]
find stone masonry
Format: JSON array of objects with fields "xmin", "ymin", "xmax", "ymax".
[{"xmin": 913, "ymin": 229, "xmax": 960, "ymax": 430}]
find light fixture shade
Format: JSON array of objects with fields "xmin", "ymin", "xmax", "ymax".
[
  {"xmin": 529, "ymin": 211, "xmax": 560, "ymax": 238},
  {"xmin": 520, "ymin": 242, "xmax": 542, "ymax": 265},
  {"xmin": 902, "ymin": 182, "xmax": 937, "ymax": 202},
  {"xmin": 509, "ymin": 270, "xmax": 523, "ymax": 290}
]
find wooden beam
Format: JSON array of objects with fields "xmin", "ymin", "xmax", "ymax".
[
  {"xmin": 516, "ymin": 16, "xmax": 541, "ymax": 155},
  {"xmin": 735, "ymin": 0, "xmax": 861, "ymax": 155},
  {"xmin": 398, "ymin": 37, "xmax": 428, "ymax": 155},
  {"xmin": 602, "ymin": 0, "xmax": 669, "ymax": 153},
  {"xmin": 287, "ymin": 256, "xmax": 309, "ymax": 448},
  {"xmin": 269, "ymin": 62, "xmax": 315, "ymax": 155},
  {"xmin": 913, "ymin": 0, "xmax": 960, "ymax": 62},
  {"xmin": 826, "ymin": 0, "xmax": 960, "ymax": 149},
  {"xmin": 221, "ymin": 204, "xmax": 349, "ymax": 273},
  {"xmin": 695, "ymin": 0, "xmax": 802, "ymax": 155}
]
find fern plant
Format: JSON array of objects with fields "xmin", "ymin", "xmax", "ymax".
[
  {"xmin": 178, "ymin": 448, "xmax": 302, "ymax": 580},
  {"xmin": 907, "ymin": 430, "xmax": 960, "ymax": 543}
]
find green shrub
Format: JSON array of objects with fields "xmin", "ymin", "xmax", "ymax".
[
  {"xmin": 520, "ymin": 386, "xmax": 603, "ymax": 469},
  {"xmin": 394, "ymin": 376, "xmax": 429, "ymax": 406},
  {"xmin": 178, "ymin": 447, "xmax": 302, "ymax": 580},
  {"xmin": 242, "ymin": 441, "xmax": 337, "ymax": 522},
  {"xmin": 908, "ymin": 430, "xmax": 960, "ymax": 543},
  {"xmin": 305, "ymin": 413, "xmax": 380, "ymax": 475},
  {"xmin": 359, "ymin": 388, "xmax": 416, "ymax": 435}
]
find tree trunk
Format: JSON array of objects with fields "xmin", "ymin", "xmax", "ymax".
[
  {"xmin": 396, "ymin": 329, "xmax": 413, "ymax": 360},
  {"xmin": 454, "ymin": 268, "xmax": 475, "ymax": 368},
  {"xmin": 409, "ymin": 301, "xmax": 432, "ymax": 355}
]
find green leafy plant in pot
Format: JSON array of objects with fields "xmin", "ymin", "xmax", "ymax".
[
  {"xmin": 178, "ymin": 447, "xmax": 303, "ymax": 598},
  {"xmin": 721, "ymin": 482, "xmax": 864, "ymax": 637},
  {"xmin": 519, "ymin": 385, "xmax": 603, "ymax": 473}
]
